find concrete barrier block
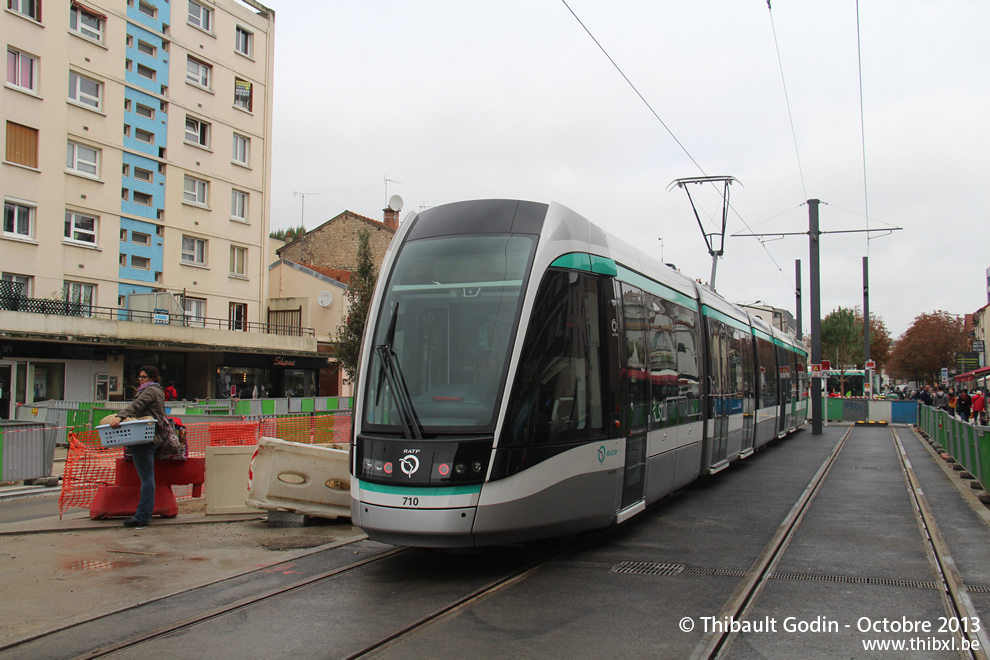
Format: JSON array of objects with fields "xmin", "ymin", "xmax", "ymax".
[
  {"xmin": 246, "ymin": 436, "xmax": 351, "ymax": 520},
  {"xmin": 205, "ymin": 445, "xmax": 257, "ymax": 514}
]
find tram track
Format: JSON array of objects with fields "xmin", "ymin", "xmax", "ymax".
[
  {"xmin": 68, "ymin": 544, "xmax": 410, "ymax": 660},
  {"xmin": 689, "ymin": 423, "xmax": 990, "ymax": 660},
  {"xmin": 688, "ymin": 425, "xmax": 856, "ymax": 659},
  {"xmin": 891, "ymin": 425, "xmax": 990, "ymax": 659}
]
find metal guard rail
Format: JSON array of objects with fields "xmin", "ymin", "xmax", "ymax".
[{"xmin": 0, "ymin": 295, "xmax": 315, "ymax": 337}]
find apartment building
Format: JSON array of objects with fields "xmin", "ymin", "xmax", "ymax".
[{"xmin": 1, "ymin": 0, "xmax": 323, "ymax": 414}]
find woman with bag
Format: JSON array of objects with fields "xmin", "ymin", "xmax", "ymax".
[{"xmin": 104, "ymin": 365, "xmax": 167, "ymax": 529}]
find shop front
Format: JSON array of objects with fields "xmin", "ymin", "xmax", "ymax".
[{"xmin": 219, "ymin": 353, "xmax": 324, "ymax": 399}]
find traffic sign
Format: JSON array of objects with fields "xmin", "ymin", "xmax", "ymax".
[
  {"xmin": 865, "ymin": 360, "xmax": 876, "ymax": 369},
  {"xmin": 821, "ymin": 360, "xmax": 831, "ymax": 370}
]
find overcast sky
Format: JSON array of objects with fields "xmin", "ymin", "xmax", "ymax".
[{"xmin": 261, "ymin": 0, "xmax": 989, "ymax": 339}]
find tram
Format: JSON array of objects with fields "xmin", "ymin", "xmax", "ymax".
[{"xmin": 350, "ymin": 200, "xmax": 808, "ymax": 547}]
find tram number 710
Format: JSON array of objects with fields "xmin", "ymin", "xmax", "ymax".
[{"xmin": 402, "ymin": 497, "xmax": 419, "ymax": 507}]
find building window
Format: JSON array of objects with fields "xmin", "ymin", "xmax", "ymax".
[
  {"xmin": 135, "ymin": 103, "xmax": 155, "ymax": 119},
  {"xmin": 6, "ymin": 122, "xmax": 39, "ymax": 168},
  {"xmin": 137, "ymin": 40, "xmax": 156, "ymax": 57},
  {"xmin": 64, "ymin": 211, "xmax": 98, "ymax": 245},
  {"xmin": 234, "ymin": 26, "xmax": 253, "ymax": 57},
  {"xmin": 136, "ymin": 63, "xmax": 156, "ymax": 81},
  {"xmin": 183, "ymin": 175, "xmax": 208, "ymax": 205},
  {"xmin": 69, "ymin": 5, "xmax": 104, "ymax": 43},
  {"xmin": 3, "ymin": 199, "xmax": 35, "ymax": 238},
  {"xmin": 185, "ymin": 116, "xmax": 210, "ymax": 147},
  {"xmin": 6, "ymin": 48, "xmax": 38, "ymax": 93},
  {"xmin": 187, "ymin": 0, "xmax": 212, "ymax": 32},
  {"xmin": 8, "ymin": 0, "xmax": 41, "ymax": 21},
  {"xmin": 138, "ymin": 1, "xmax": 156, "ymax": 18},
  {"xmin": 229, "ymin": 302, "xmax": 247, "ymax": 331},
  {"xmin": 68, "ymin": 71, "xmax": 103, "ymax": 110},
  {"xmin": 186, "ymin": 56, "xmax": 212, "ymax": 89},
  {"xmin": 231, "ymin": 189, "xmax": 248, "ymax": 222},
  {"xmin": 135, "ymin": 128, "xmax": 154, "ymax": 144},
  {"xmin": 132, "ymin": 231, "xmax": 150, "ymax": 245},
  {"xmin": 232, "ymin": 133, "xmax": 249, "ymax": 166},
  {"xmin": 234, "ymin": 78, "xmax": 253, "ymax": 112},
  {"xmin": 133, "ymin": 191, "xmax": 152, "ymax": 206},
  {"xmin": 132, "ymin": 255, "xmax": 150, "ymax": 269},
  {"xmin": 134, "ymin": 167, "xmax": 153, "ymax": 182},
  {"xmin": 181, "ymin": 235, "xmax": 207, "ymax": 265},
  {"xmin": 66, "ymin": 141, "xmax": 100, "ymax": 177},
  {"xmin": 2, "ymin": 273, "xmax": 34, "ymax": 298},
  {"xmin": 63, "ymin": 281, "xmax": 95, "ymax": 316},
  {"xmin": 230, "ymin": 245, "xmax": 247, "ymax": 276},
  {"xmin": 184, "ymin": 296, "xmax": 206, "ymax": 327}
]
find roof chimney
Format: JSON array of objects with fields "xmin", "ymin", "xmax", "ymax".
[{"xmin": 383, "ymin": 195, "xmax": 402, "ymax": 231}]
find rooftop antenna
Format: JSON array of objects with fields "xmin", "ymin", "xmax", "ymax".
[
  {"xmin": 292, "ymin": 190, "xmax": 321, "ymax": 228},
  {"xmin": 668, "ymin": 175, "xmax": 740, "ymax": 289},
  {"xmin": 384, "ymin": 177, "xmax": 401, "ymax": 207}
]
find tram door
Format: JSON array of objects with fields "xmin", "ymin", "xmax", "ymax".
[
  {"xmin": 776, "ymin": 345, "xmax": 791, "ymax": 436},
  {"xmin": 706, "ymin": 320, "xmax": 730, "ymax": 467},
  {"xmin": 615, "ymin": 282, "xmax": 649, "ymax": 512}
]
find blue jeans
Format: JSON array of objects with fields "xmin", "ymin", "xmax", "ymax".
[{"xmin": 129, "ymin": 442, "xmax": 156, "ymax": 523}]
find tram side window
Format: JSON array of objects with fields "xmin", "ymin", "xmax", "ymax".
[
  {"xmin": 622, "ymin": 284, "xmax": 649, "ymax": 430},
  {"xmin": 776, "ymin": 345, "xmax": 792, "ymax": 405},
  {"xmin": 756, "ymin": 337, "xmax": 777, "ymax": 409},
  {"xmin": 732, "ymin": 328, "xmax": 754, "ymax": 412},
  {"xmin": 645, "ymin": 293, "xmax": 701, "ymax": 428},
  {"xmin": 503, "ymin": 271, "xmax": 603, "ymax": 446}
]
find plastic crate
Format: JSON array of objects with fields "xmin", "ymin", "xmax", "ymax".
[{"xmin": 96, "ymin": 420, "xmax": 156, "ymax": 448}]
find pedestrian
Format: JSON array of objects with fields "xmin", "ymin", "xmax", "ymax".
[
  {"xmin": 104, "ymin": 365, "xmax": 167, "ymax": 529},
  {"xmin": 919, "ymin": 385, "xmax": 933, "ymax": 407},
  {"xmin": 933, "ymin": 387, "xmax": 949, "ymax": 412},
  {"xmin": 164, "ymin": 381, "xmax": 178, "ymax": 401},
  {"xmin": 972, "ymin": 389, "xmax": 986, "ymax": 425},
  {"xmin": 948, "ymin": 388, "xmax": 957, "ymax": 417},
  {"xmin": 957, "ymin": 388, "xmax": 971, "ymax": 423}
]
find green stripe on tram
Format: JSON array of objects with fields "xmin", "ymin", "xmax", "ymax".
[
  {"xmin": 358, "ymin": 480, "xmax": 482, "ymax": 496},
  {"xmin": 701, "ymin": 305, "xmax": 750, "ymax": 333}
]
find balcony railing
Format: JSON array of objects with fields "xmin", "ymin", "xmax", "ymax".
[{"xmin": 0, "ymin": 294, "xmax": 315, "ymax": 337}]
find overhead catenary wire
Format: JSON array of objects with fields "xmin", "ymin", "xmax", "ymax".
[
  {"xmin": 766, "ymin": 0, "xmax": 808, "ymax": 202},
  {"xmin": 855, "ymin": 0, "xmax": 871, "ymax": 256},
  {"xmin": 561, "ymin": 0, "xmax": 794, "ymax": 289}
]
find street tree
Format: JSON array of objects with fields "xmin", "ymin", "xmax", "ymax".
[
  {"xmin": 855, "ymin": 308, "xmax": 892, "ymax": 372},
  {"xmin": 887, "ymin": 311, "xmax": 967, "ymax": 385},
  {"xmin": 331, "ymin": 229, "xmax": 377, "ymax": 383},
  {"xmin": 821, "ymin": 307, "xmax": 860, "ymax": 394}
]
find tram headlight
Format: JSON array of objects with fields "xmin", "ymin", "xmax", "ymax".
[
  {"xmin": 455, "ymin": 463, "xmax": 466, "ymax": 475},
  {"xmin": 472, "ymin": 462, "xmax": 482, "ymax": 473}
]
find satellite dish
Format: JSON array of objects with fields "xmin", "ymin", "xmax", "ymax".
[
  {"xmin": 388, "ymin": 195, "xmax": 404, "ymax": 212},
  {"xmin": 317, "ymin": 291, "xmax": 333, "ymax": 308}
]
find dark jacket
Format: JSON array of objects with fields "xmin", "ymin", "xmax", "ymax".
[{"xmin": 118, "ymin": 382, "xmax": 167, "ymax": 444}]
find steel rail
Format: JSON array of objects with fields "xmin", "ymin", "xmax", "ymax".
[
  {"xmin": 689, "ymin": 425, "xmax": 855, "ymax": 659},
  {"xmin": 891, "ymin": 426, "xmax": 990, "ymax": 659},
  {"xmin": 69, "ymin": 545, "xmax": 408, "ymax": 660}
]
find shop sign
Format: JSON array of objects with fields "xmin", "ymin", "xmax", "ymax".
[{"xmin": 273, "ymin": 356, "xmax": 296, "ymax": 367}]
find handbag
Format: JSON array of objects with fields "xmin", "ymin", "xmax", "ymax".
[{"xmin": 155, "ymin": 415, "xmax": 186, "ymax": 459}]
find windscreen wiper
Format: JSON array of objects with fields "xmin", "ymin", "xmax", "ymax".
[{"xmin": 374, "ymin": 302, "xmax": 423, "ymax": 440}]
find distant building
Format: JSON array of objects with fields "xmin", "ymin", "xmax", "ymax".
[
  {"xmin": 737, "ymin": 303, "xmax": 797, "ymax": 337},
  {"xmin": 0, "ymin": 0, "xmax": 318, "ymax": 413},
  {"xmin": 276, "ymin": 209, "xmax": 398, "ymax": 273}
]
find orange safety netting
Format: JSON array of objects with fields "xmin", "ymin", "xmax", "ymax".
[{"xmin": 58, "ymin": 414, "xmax": 352, "ymax": 515}]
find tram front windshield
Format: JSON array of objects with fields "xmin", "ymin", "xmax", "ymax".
[{"xmin": 364, "ymin": 234, "xmax": 535, "ymax": 432}]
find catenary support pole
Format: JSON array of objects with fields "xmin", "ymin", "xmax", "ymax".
[
  {"xmin": 795, "ymin": 259, "xmax": 802, "ymax": 341},
  {"xmin": 809, "ymin": 200, "xmax": 822, "ymax": 435},
  {"xmin": 863, "ymin": 256, "xmax": 871, "ymax": 395}
]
